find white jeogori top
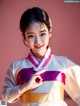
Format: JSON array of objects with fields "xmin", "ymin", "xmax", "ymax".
[{"xmin": 2, "ymin": 47, "xmax": 80, "ymax": 106}]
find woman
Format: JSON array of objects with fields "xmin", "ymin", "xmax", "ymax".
[{"xmin": 2, "ymin": 7, "xmax": 80, "ymax": 106}]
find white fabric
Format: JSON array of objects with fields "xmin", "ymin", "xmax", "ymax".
[{"xmin": 2, "ymin": 54, "xmax": 80, "ymax": 106}]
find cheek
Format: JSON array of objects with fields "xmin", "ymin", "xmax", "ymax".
[
  {"xmin": 42, "ymin": 36, "xmax": 50, "ymax": 43},
  {"xmin": 27, "ymin": 38, "xmax": 35, "ymax": 44},
  {"xmin": 45, "ymin": 39, "xmax": 49, "ymax": 44}
]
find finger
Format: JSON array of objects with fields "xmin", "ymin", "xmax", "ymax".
[
  {"xmin": 35, "ymin": 76, "xmax": 42, "ymax": 83},
  {"xmin": 34, "ymin": 75, "xmax": 42, "ymax": 80},
  {"xmin": 35, "ymin": 69, "xmax": 45, "ymax": 75},
  {"xmin": 37, "ymin": 82, "xmax": 43, "ymax": 86},
  {"xmin": 34, "ymin": 81, "xmax": 43, "ymax": 86},
  {"xmin": 31, "ymin": 75, "xmax": 42, "ymax": 82},
  {"xmin": 31, "ymin": 75, "xmax": 42, "ymax": 83}
]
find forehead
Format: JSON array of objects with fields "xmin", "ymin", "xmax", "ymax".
[{"xmin": 26, "ymin": 22, "xmax": 48, "ymax": 32}]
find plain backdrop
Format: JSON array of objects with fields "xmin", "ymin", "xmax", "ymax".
[{"xmin": 0, "ymin": 0, "xmax": 80, "ymax": 106}]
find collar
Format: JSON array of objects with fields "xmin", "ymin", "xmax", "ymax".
[{"xmin": 28, "ymin": 47, "xmax": 52, "ymax": 71}]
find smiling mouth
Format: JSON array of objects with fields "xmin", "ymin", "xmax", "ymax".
[{"xmin": 34, "ymin": 45, "xmax": 43, "ymax": 49}]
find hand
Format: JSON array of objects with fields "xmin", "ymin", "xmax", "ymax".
[{"xmin": 27, "ymin": 69, "xmax": 45, "ymax": 90}]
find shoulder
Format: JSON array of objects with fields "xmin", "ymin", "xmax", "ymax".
[
  {"xmin": 52, "ymin": 54, "xmax": 66, "ymax": 63},
  {"xmin": 8, "ymin": 57, "xmax": 30, "ymax": 70},
  {"xmin": 52, "ymin": 54, "xmax": 76, "ymax": 67},
  {"xmin": 53, "ymin": 54, "xmax": 66, "ymax": 60},
  {"xmin": 11, "ymin": 57, "xmax": 27, "ymax": 66},
  {"xmin": 7, "ymin": 57, "xmax": 29, "ymax": 74}
]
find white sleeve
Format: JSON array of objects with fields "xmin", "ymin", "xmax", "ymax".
[
  {"xmin": 64, "ymin": 57, "xmax": 80, "ymax": 106},
  {"xmin": 2, "ymin": 63, "xmax": 21, "ymax": 103}
]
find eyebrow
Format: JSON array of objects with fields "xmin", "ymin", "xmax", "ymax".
[
  {"xmin": 27, "ymin": 30, "xmax": 47, "ymax": 34},
  {"xmin": 40, "ymin": 30, "xmax": 47, "ymax": 32}
]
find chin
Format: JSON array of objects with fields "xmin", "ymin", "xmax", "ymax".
[
  {"xmin": 35, "ymin": 50, "xmax": 46, "ymax": 55},
  {"xmin": 32, "ymin": 46, "xmax": 47, "ymax": 54}
]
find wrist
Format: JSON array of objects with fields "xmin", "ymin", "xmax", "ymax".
[{"xmin": 18, "ymin": 83, "xmax": 29, "ymax": 95}]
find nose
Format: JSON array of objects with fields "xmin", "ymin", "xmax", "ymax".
[{"xmin": 35, "ymin": 36, "xmax": 42, "ymax": 44}]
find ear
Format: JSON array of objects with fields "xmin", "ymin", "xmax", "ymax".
[
  {"xmin": 49, "ymin": 32, "xmax": 52, "ymax": 38},
  {"xmin": 23, "ymin": 38, "xmax": 29, "ymax": 47},
  {"xmin": 49, "ymin": 27, "xmax": 52, "ymax": 38}
]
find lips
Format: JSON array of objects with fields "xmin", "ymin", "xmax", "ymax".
[{"xmin": 34, "ymin": 45, "xmax": 43, "ymax": 49}]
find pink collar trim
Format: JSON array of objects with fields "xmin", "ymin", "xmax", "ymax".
[{"xmin": 28, "ymin": 47, "xmax": 52, "ymax": 71}]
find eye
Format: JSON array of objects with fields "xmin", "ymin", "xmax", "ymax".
[
  {"xmin": 28, "ymin": 35, "xmax": 34, "ymax": 38},
  {"xmin": 40, "ymin": 33, "xmax": 46, "ymax": 36}
]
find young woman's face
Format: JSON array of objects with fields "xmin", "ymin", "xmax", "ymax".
[{"xmin": 24, "ymin": 21, "xmax": 51, "ymax": 56}]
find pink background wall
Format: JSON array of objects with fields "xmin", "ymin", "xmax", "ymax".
[{"xmin": 0, "ymin": 0, "xmax": 80, "ymax": 106}]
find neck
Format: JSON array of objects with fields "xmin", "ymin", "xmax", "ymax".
[
  {"xmin": 35, "ymin": 54, "xmax": 43, "ymax": 61},
  {"xmin": 32, "ymin": 51, "xmax": 45, "ymax": 61},
  {"xmin": 31, "ymin": 49, "xmax": 47, "ymax": 61}
]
